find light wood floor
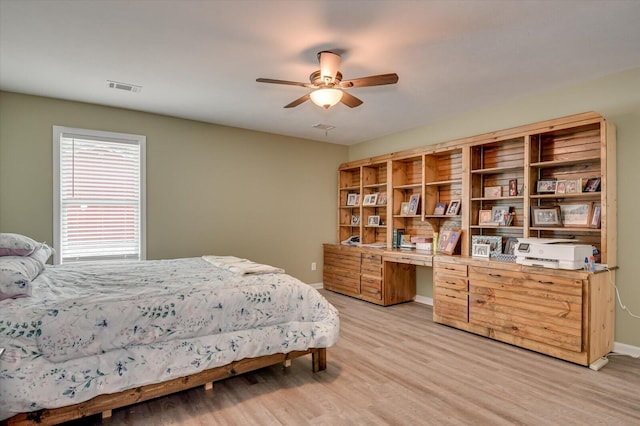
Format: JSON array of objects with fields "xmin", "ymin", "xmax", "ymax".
[{"xmin": 67, "ymin": 289, "xmax": 640, "ymax": 425}]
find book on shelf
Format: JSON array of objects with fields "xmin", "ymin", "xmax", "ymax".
[{"xmin": 393, "ymin": 228, "xmax": 405, "ymax": 248}]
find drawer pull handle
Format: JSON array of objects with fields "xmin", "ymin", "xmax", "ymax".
[
  {"xmin": 538, "ymin": 280, "xmax": 553, "ymax": 285},
  {"xmin": 488, "ymin": 273, "xmax": 502, "ymax": 278}
]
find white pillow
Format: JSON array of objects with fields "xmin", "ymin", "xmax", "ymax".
[
  {"xmin": 0, "ymin": 256, "xmax": 44, "ymax": 300},
  {"xmin": 0, "ymin": 233, "xmax": 40, "ymax": 256}
]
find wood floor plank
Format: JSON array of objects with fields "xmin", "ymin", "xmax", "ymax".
[{"xmin": 59, "ymin": 290, "xmax": 640, "ymax": 425}]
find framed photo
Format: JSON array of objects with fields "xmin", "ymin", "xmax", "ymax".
[
  {"xmin": 446, "ymin": 199, "xmax": 461, "ymax": 215},
  {"xmin": 583, "ymin": 177, "xmax": 601, "ymax": 193},
  {"xmin": 472, "ymin": 243, "xmax": 490, "ymax": 258},
  {"xmin": 443, "ymin": 228, "xmax": 462, "ymax": 255},
  {"xmin": 490, "ymin": 205, "xmax": 511, "ymax": 226},
  {"xmin": 504, "ymin": 237, "xmax": 519, "ymax": 255},
  {"xmin": 478, "ymin": 209, "xmax": 496, "ymax": 226},
  {"xmin": 408, "ymin": 194, "xmax": 420, "ymax": 215},
  {"xmin": 471, "ymin": 235, "xmax": 502, "ymax": 255},
  {"xmin": 559, "ymin": 202, "xmax": 592, "ymax": 227},
  {"xmin": 377, "ymin": 192, "xmax": 387, "ymax": 206},
  {"xmin": 537, "ymin": 179, "xmax": 557, "ymax": 193},
  {"xmin": 530, "ymin": 206, "xmax": 562, "ymax": 227},
  {"xmin": 367, "ymin": 215, "xmax": 380, "ymax": 226},
  {"xmin": 591, "ymin": 205, "xmax": 602, "ymax": 228},
  {"xmin": 351, "ymin": 215, "xmax": 360, "ymax": 225},
  {"xmin": 509, "ymin": 179, "xmax": 518, "ymax": 196},
  {"xmin": 436, "ymin": 230, "xmax": 451, "ymax": 253},
  {"xmin": 565, "ymin": 178, "xmax": 581, "ymax": 194},
  {"xmin": 363, "ymin": 193, "xmax": 378, "ymax": 206},
  {"xmin": 346, "ymin": 193, "xmax": 358, "ymax": 206},
  {"xmin": 555, "ymin": 180, "xmax": 567, "ymax": 194},
  {"xmin": 400, "ymin": 202, "xmax": 411, "ymax": 216},
  {"xmin": 433, "ymin": 202, "xmax": 447, "ymax": 215},
  {"xmin": 484, "ymin": 186, "xmax": 502, "ymax": 198}
]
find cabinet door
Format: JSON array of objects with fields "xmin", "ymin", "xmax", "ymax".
[
  {"xmin": 323, "ymin": 247, "xmax": 361, "ymax": 296},
  {"xmin": 468, "ymin": 266, "xmax": 584, "ymax": 352},
  {"xmin": 360, "ymin": 252, "xmax": 382, "ymax": 301}
]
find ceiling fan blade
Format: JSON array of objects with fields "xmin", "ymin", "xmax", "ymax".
[
  {"xmin": 339, "ymin": 73, "xmax": 399, "ymax": 88},
  {"xmin": 340, "ymin": 91, "xmax": 363, "ymax": 108},
  {"xmin": 318, "ymin": 51, "xmax": 341, "ymax": 83},
  {"xmin": 256, "ymin": 78, "xmax": 311, "ymax": 88},
  {"xmin": 284, "ymin": 94, "xmax": 311, "ymax": 108}
]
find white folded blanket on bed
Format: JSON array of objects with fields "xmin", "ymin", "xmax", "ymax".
[{"xmin": 202, "ymin": 255, "xmax": 285, "ymax": 275}]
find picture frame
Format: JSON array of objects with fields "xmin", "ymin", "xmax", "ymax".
[
  {"xmin": 471, "ymin": 235, "xmax": 502, "ymax": 255},
  {"xmin": 478, "ymin": 209, "xmax": 496, "ymax": 226},
  {"xmin": 504, "ymin": 237, "xmax": 519, "ymax": 255},
  {"xmin": 446, "ymin": 199, "xmax": 461, "ymax": 215},
  {"xmin": 367, "ymin": 215, "xmax": 380, "ymax": 226},
  {"xmin": 472, "ymin": 243, "xmax": 490, "ymax": 258},
  {"xmin": 583, "ymin": 177, "xmax": 601, "ymax": 193},
  {"xmin": 351, "ymin": 215, "xmax": 360, "ymax": 226},
  {"xmin": 433, "ymin": 202, "xmax": 447, "ymax": 215},
  {"xmin": 408, "ymin": 194, "xmax": 420, "ymax": 215},
  {"xmin": 555, "ymin": 180, "xmax": 567, "ymax": 194},
  {"xmin": 362, "ymin": 193, "xmax": 378, "ymax": 206},
  {"xmin": 591, "ymin": 205, "xmax": 602, "ymax": 228},
  {"xmin": 559, "ymin": 202, "xmax": 592, "ymax": 227},
  {"xmin": 490, "ymin": 205, "xmax": 511, "ymax": 226},
  {"xmin": 436, "ymin": 230, "xmax": 451, "ymax": 253},
  {"xmin": 484, "ymin": 186, "xmax": 502, "ymax": 198},
  {"xmin": 346, "ymin": 193, "xmax": 358, "ymax": 206},
  {"xmin": 564, "ymin": 178, "xmax": 581, "ymax": 194},
  {"xmin": 536, "ymin": 179, "xmax": 557, "ymax": 193},
  {"xmin": 443, "ymin": 228, "xmax": 462, "ymax": 255},
  {"xmin": 509, "ymin": 179, "xmax": 518, "ymax": 196},
  {"xmin": 530, "ymin": 206, "xmax": 562, "ymax": 227},
  {"xmin": 377, "ymin": 192, "xmax": 387, "ymax": 206},
  {"xmin": 400, "ymin": 202, "xmax": 411, "ymax": 216}
]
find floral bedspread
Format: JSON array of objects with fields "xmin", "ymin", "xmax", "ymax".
[{"xmin": 0, "ymin": 257, "xmax": 339, "ymax": 420}]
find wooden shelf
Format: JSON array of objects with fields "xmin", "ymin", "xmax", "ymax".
[
  {"xmin": 470, "ymin": 225, "xmax": 524, "ymax": 230},
  {"xmin": 530, "ymin": 226, "xmax": 601, "ymax": 233},
  {"xmin": 426, "ymin": 179, "xmax": 462, "ymax": 186},
  {"xmin": 340, "ymin": 185, "xmax": 359, "ymax": 191},
  {"xmin": 393, "ymin": 183, "xmax": 422, "ymax": 190},
  {"xmin": 530, "ymin": 193, "xmax": 600, "ymax": 200},
  {"xmin": 470, "ymin": 165, "xmax": 523, "ymax": 175},
  {"xmin": 530, "ymin": 156, "xmax": 600, "ymax": 168},
  {"xmin": 471, "ymin": 196, "xmax": 524, "ymax": 202},
  {"xmin": 363, "ymin": 183, "xmax": 387, "ymax": 189}
]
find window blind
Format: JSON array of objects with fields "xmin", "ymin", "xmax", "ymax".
[{"xmin": 54, "ymin": 127, "xmax": 145, "ymax": 263}]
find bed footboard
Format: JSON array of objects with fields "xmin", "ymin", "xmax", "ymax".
[{"xmin": 3, "ymin": 348, "xmax": 327, "ymax": 426}]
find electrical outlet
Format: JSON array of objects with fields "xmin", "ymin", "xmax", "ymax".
[{"xmin": 311, "ymin": 262, "xmax": 317, "ymax": 271}]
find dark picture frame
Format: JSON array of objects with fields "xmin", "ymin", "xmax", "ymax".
[{"xmin": 531, "ymin": 206, "xmax": 562, "ymax": 227}]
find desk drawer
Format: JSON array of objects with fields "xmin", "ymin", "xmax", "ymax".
[
  {"xmin": 434, "ymin": 287, "xmax": 469, "ymax": 322},
  {"xmin": 434, "ymin": 272, "xmax": 468, "ymax": 291},
  {"xmin": 434, "ymin": 261, "xmax": 467, "ymax": 277},
  {"xmin": 361, "ymin": 276, "xmax": 382, "ymax": 300}
]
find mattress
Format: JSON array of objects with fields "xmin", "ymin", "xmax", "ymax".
[{"xmin": 0, "ymin": 257, "xmax": 339, "ymax": 420}]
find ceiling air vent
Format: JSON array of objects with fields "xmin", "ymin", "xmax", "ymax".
[
  {"xmin": 107, "ymin": 80, "xmax": 142, "ymax": 93},
  {"xmin": 313, "ymin": 123, "xmax": 335, "ymax": 131}
]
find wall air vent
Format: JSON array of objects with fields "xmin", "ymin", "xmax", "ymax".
[{"xmin": 107, "ymin": 80, "xmax": 142, "ymax": 93}]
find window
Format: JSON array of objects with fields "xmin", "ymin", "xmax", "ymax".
[{"xmin": 53, "ymin": 126, "xmax": 146, "ymax": 264}]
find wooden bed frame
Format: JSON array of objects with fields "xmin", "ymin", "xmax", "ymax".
[{"xmin": 3, "ymin": 348, "xmax": 326, "ymax": 426}]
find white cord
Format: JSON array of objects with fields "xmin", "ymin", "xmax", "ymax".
[{"xmin": 606, "ymin": 268, "xmax": 640, "ymax": 319}]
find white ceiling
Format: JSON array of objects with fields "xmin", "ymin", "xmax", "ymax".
[{"xmin": 1, "ymin": 1, "xmax": 639, "ymax": 146}]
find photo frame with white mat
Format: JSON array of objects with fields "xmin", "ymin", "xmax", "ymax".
[{"xmin": 472, "ymin": 243, "xmax": 490, "ymax": 258}]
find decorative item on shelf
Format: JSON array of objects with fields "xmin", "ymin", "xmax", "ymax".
[
  {"xmin": 536, "ymin": 179, "xmax": 557, "ymax": 193},
  {"xmin": 484, "ymin": 186, "xmax": 502, "ymax": 198},
  {"xmin": 504, "ymin": 237, "xmax": 519, "ymax": 255},
  {"xmin": 408, "ymin": 194, "xmax": 420, "ymax": 215},
  {"xmin": 354, "ymin": 194, "xmax": 360, "ymax": 206},
  {"xmin": 582, "ymin": 177, "xmax": 601, "ymax": 193},
  {"xmin": 509, "ymin": 179, "xmax": 518, "ymax": 196},
  {"xmin": 530, "ymin": 206, "xmax": 562, "ymax": 227},
  {"xmin": 472, "ymin": 243, "xmax": 490, "ymax": 258},
  {"xmin": 478, "ymin": 209, "xmax": 498, "ymax": 226},
  {"xmin": 490, "ymin": 205, "xmax": 512, "ymax": 226},
  {"xmin": 556, "ymin": 180, "xmax": 567, "ymax": 195},
  {"xmin": 362, "ymin": 193, "xmax": 378, "ymax": 206},
  {"xmin": 442, "ymin": 228, "xmax": 462, "ymax": 255},
  {"xmin": 400, "ymin": 234, "xmax": 415, "ymax": 249},
  {"xmin": 400, "ymin": 202, "xmax": 411, "ymax": 216},
  {"xmin": 591, "ymin": 205, "xmax": 602, "ymax": 228},
  {"xmin": 412, "ymin": 236, "xmax": 433, "ymax": 253},
  {"xmin": 471, "ymin": 235, "xmax": 502, "ymax": 255},
  {"xmin": 559, "ymin": 202, "xmax": 593, "ymax": 227},
  {"xmin": 446, "ymin": 199, "xmax": 461, "ymax": 215},
  {"xmin": 351, "ymin": 215, "xmax": 360, "ymax": 225},
  {"xmin": 392, "ymin": 228, "xmax": 405, "ymax": 248},
  {"xmin": 565, "ymin": 178, "xmax": 581, "ymax": 194},
  {"xmin": 436, "ymin": 230, "xmax": 450, "ymax": 253},
  {"xmin": 346, "ymin": 193, "xmax": 358, "ymax": 206},
  {"xmin": 367, "ymin": 215, "xmax": 381, "ymax": 226},
  {"xmin": 433, "ymin": 202, "xmax": 447, "ymax": 215},
  {"xmin": 491, "ymin": 253, "xmax": 517, "ymax": 263},
  {"xmin": 341, "ymin": 235, "xmax": 360, "ymax": 245},
  {"xmin": 377, "ymin": 192, "xmax": 387, "ymax": 206}
]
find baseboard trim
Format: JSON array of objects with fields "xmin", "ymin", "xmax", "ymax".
[
  {"xmin": 310, "ymin": 282, "xmax": 324, "ymax": 289},
  {"xmin": 613, "ymin": 342, "xmax": 640, "ymax": 358},
  {"xmin": 415, "ymin": 295, "xmax": 433, "ymax": 306}
]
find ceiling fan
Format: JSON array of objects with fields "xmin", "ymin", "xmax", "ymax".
[{"xmin": 256, "ymin": 51, "xmax": 399, "ymax": 109}]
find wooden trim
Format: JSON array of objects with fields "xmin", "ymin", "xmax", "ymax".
[{"xmin": 3, "ymin": 348, "xmax": 326, "ymax": 426}]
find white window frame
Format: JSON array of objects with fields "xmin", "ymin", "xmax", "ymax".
[{"xmin": 53, "ymin": 126, "xmax": 146, "ymax": 264}]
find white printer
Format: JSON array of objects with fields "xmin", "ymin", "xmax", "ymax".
[{"xmin": 514, "ymin": 238, "xmax": 593, "ymax": 270}]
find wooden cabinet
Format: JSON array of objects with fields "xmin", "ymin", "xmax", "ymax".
[
  {"xmin": 323, "ymin": 244, "xmax": 415, "ymax": 306},
  {"xmin": 434, "ymin": 256, "xmax": 614, "ymax": 366}
]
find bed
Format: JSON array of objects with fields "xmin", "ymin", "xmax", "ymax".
[{"xmin": 0, "ymin": 234, "xmax": 339, "ymax": 425}]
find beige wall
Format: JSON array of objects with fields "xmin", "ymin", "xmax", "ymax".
[
  {"xmin": 0, "ymin": 91, "xmax": 348, "ymax": 283},
  {"xmin": 349, "ymin": 67, "xmax": 640, "ymax": 348}
]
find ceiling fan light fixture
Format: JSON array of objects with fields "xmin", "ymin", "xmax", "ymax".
[{"xmin": 310, "ymin": 88, "xmax": 343, "ymax": 109}]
